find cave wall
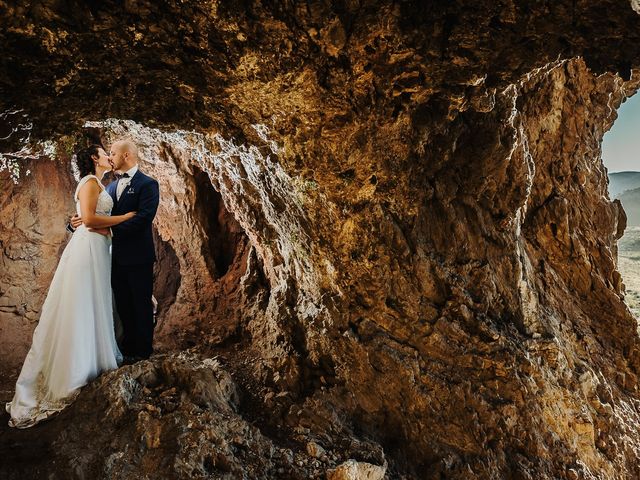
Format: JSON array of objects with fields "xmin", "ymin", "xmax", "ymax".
[
  {"xmin": 2, "ymin": 1, "xmax": 640, "ymax": 479},
  {"xmin": 0, "ymin": 135, "xmax": 255, "ymax": 384}
]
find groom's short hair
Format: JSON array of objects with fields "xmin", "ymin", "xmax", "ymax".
[{"xmin": 115, "ymin": 139, "xmax": 139, "ymax": 158}]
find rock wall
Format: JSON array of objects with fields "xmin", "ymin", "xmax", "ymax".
[
  {"xmin": 2, "ymin": 1, "xmax": 640, "ymax": 479},
  {"xmin": 0, "ymin": 140, "xmax": 253, "ymax": 376}
]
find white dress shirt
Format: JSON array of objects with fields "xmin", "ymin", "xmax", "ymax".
[{"xmin": 116, "ymin": 164, "xmax": 138, "ymax": 200}]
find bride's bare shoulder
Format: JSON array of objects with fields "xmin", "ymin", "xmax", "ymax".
[{"xmin": 75, "ymin": 175, "xmax": 101, "ymax": 199}]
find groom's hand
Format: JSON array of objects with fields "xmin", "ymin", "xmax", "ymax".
[
  {"xmin": 70, "ymin": 214, "xmax": 83, "ymax": 229},
  {"xmin": 89, "ymin": 227, "xmax": 111, "ymax": 237}
]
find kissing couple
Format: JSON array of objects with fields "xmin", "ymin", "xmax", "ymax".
[{"xmin": 5, "ymin": 139, "xmax": 160, "ymax": 429}]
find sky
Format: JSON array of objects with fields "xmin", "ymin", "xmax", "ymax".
[{"xmin": 602, "ymin": 92, "xmax": 640, "ymax": 173}]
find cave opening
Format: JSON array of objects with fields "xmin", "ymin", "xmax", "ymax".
[
  {"xmin": 191, "ymin": 164, "xmax": 249, "ymax": 281},
  {"xmin": 602, "ymin": 92, "xmax": 640, "ymax": 319},
  {"xmin": 0, "ymin": 116, "xmax": 275, "ymax": 381},
  {"xmin": 152, "ymin": 227, "xmax": 181, "ymax": 323}
]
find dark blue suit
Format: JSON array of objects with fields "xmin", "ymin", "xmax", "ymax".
[{"xmin": 106, "ymin": 170, "xmax": 160, "ymax": 358}]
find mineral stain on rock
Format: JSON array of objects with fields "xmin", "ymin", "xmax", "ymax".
[{"xmin": 2, "ymin": 1, "xmax": 640, "ymax": 479}]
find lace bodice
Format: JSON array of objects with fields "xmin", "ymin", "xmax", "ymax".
[{"xmin": 74, "ymin": 175, "xmax": 113, "ymax": 216}]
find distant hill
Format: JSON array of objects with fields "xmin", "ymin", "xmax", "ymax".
[
  {"xmin": 608, "ymin": 171, "xmax": 640, "ymax": 199},
  {"xmin": 619, "ymin": 187, "xmax": 640, "ymax": 226}
]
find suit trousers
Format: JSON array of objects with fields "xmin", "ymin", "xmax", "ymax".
[{"xmin": 111, "ymin": 261, "xmax": 155, "ymax": 358}]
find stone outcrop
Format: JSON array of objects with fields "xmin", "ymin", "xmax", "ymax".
[
  {"xmin": 328, "ymin": 460, "xmax": 387, "ymax": 480},
  {"xmin": 2, "ymin": 1, "xmax": 640, "ymax": 478},
  {"xmin": 0, "ymin": 351, "xmax": 386, "ymax": 479}
]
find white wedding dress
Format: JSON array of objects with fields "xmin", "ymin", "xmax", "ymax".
[{"xmin": 5, "ymin": 174, "xmax": 123, "ymax": 428}]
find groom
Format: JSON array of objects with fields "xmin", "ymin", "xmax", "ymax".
[{"xmin": 72, "ymin": 140, "xmax": 160, "ymax": 364}]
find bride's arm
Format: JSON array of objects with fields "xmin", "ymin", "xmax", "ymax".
[{"xmin": 78, "ymin": 179, "xmax": 136, "ymax": 229}]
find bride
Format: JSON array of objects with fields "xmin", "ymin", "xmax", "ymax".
[{"xmin": 5, "ymin": 144, "xmax": 135, "ymax": 428}]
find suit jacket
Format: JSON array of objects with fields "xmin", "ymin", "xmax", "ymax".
[{"xmin": 107, "ymin": 170, "xmax": 160, "ymax": 266}]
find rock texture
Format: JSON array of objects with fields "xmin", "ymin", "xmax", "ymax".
[
  {"xmin": 1, "ymin": 351, "xmax": 385, "ymax": 479},
  {"xmin": 328, "ymin": 460, "xmax": 387, "ymax": 480},
  {"xmin": 2, "ymin": 1, "xmax": 640, "ymax": 479}
]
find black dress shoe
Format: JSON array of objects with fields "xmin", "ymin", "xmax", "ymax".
[
  {"xmin": 121, "ymin": 355, "xmax": 141, "ymax": 365},
  {"xmin": 120, "ymin": 355, "xmax": 131, "ymax": 365}
]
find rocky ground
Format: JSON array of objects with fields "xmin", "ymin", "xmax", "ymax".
[
  {"xmin": 2, "ymin": 1, "xmax": 640, "ymax": 479},
  {"xmin": 0, "ymin": 349, "xmax": 388, "ymax": 480}
]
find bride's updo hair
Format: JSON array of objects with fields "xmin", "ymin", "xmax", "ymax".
[{"xmin": 74, "ymin": 144, "xmax": 102, "ymax": 178}]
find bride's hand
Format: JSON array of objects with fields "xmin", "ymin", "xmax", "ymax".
[{"xmin": 125, "ymin": 211, "xmax": 136, "ymax": 219}]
